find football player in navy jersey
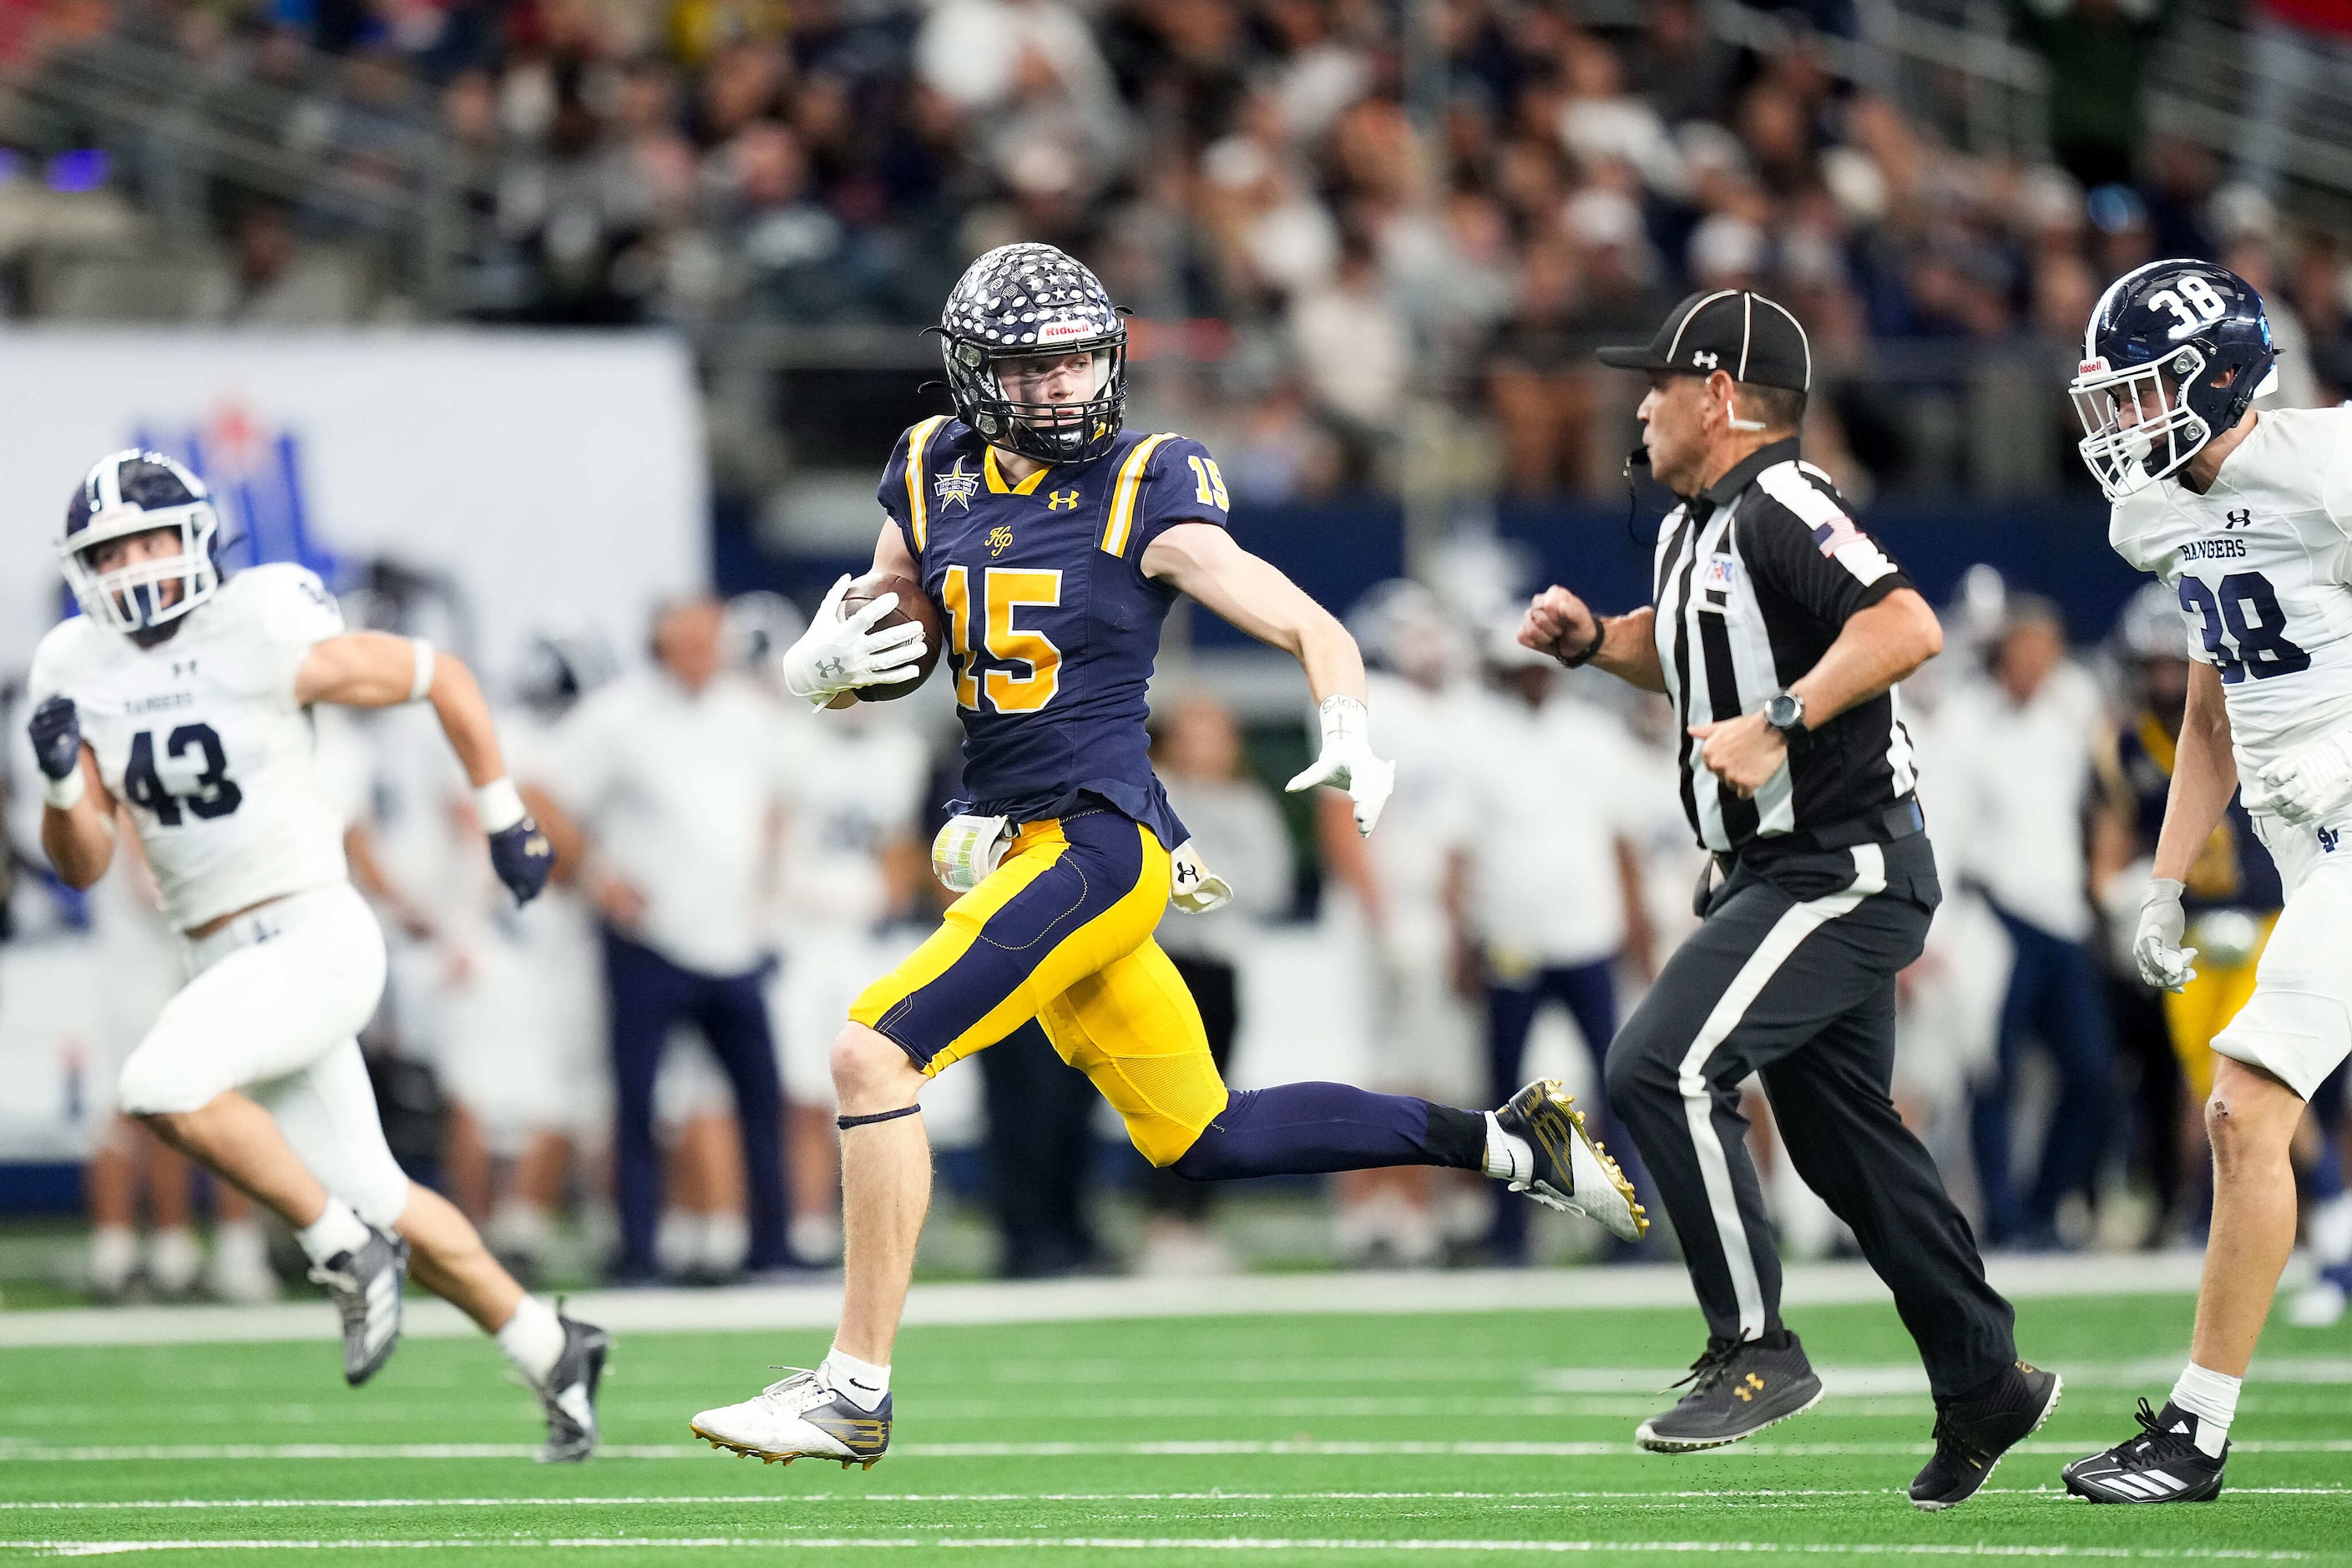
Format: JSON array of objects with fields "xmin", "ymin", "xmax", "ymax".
[{"xmin": 687, "ymin": 243, "xmax": 1647, "ymax": 1469}]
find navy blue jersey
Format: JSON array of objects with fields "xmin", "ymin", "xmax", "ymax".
[
  {"xmin": 878, "ymin": 418, "xmax": 1232, "ymax": 848},
  {"xmin": 2097, "ymin": 711, "xmax": 2284, "ymax": 913}
]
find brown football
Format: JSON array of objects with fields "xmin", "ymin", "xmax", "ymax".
[{"xmin": 841, "ymin": 571, "xmax": 942, "ymax": 701}]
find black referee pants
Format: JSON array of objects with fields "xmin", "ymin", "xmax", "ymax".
[{"xmin": 1602, "ymin": 832, "xmax": 2017, "ymax": 1398}]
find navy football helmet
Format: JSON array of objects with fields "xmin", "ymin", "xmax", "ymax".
[
  {"xmin": 937, "ymin": 243, "xmax": 1127, "ymax": 464},
  {"xmin": 59, "ymin": 449, "xmax": 221, "ymax": 636},
  {"xmin": 2070, "ymin": 260, "xmax": 2278, "ymax": 501}
]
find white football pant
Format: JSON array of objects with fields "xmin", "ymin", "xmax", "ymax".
[
  {"xmin": 2218, "ymin": 819, "xmax": 2352, "ymax": 1101},
  {"xmin": 116, "ymin": 882, "xmax": 410, "ymax": 1228}
]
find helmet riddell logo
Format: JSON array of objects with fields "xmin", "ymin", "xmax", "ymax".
[{"xmin": 1035, "ymin": 321, "xmax": 1091, "ymax": 343}]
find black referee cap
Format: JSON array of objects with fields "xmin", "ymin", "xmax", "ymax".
[{"xmin": 1598, "ymin": 289, "xmax": 1813, "ymax": 392}]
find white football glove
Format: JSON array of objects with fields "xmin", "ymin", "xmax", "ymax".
[
  {"xmin": 1285, "ymin": 694, "xmax": 1396, "ymax": 836},
  {"xmin": 778, "ymin": 574, "xmax": 928, "ymax": 707},
  {"xmin": 2241, "ymin": 730, "xmax": 2352, "ymax": 827},
  {"xmin": 2132, "ymin": 877, "xmax": 2198, "ymax": 994}
]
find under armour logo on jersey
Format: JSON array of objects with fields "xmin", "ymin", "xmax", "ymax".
[
  {"xmin": 933, "ymin": 458, "xmax": 979, "ymax": 513},
  {"xmin": 1692, "ymin": 350, "xmax": 1718, "ymax": 369},
  {"xmin": 1045, "ymin": 489, "xmax": 1082, "ymax": 511},
  {"xmin": 987, "ymin": 524, "xmax": 1014, "ymax": 556},
  {"xmin": 2225, "ymin": 507, "xmax": 2253, "ymax": 530}
]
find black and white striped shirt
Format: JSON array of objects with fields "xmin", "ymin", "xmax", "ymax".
[{"xmin": 1651, "ymin": 438, "xmax": 1921, "ymax": 854}]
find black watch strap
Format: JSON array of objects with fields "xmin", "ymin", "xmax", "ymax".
[{"xmin": 1560, "ymin": 616, "xmax": 1609, "ymax": 669}]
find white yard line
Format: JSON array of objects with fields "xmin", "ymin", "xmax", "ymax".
[
  {"xmin": 6, "ymin": 1489, "xmax": 2347, "ymax": 1513},
  {"xmin": 2, "ymin": 1439, "xmax": 2349, "ymax": 1462},
  {"xmin": 0, "ymin": 1256, "xmax": 2220, "ymax": 1350},
  {"xmin": 8, "ymin": 1536, "xmax": 2333, "ymax": 1560}
]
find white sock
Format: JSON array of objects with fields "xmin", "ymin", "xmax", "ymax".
[
  {"xmin": 89, "ymin": 1225, "xmax": 137, "ymax": 1292},
  {"xmin": 147, "ymin": 1227, "xmax": 201, "ymax": 1294},
  {"xmin": 2311, "ymin": 1192, "xmax": 2352, "ymax": 1267},
  {"xmin": 2169, "ymin": 1363, "xmax": 2240, "ymax": 1458},
  {"xmin": 701, "ymin": 1211, "xmax": 750, "ymax": 1276},
  {"xmin": 822, "ymin": 1346, "xmax": 890, "ymax": 1411},
  {"xmin": 296, "ymin": 1199, "xmax": 371, "ymax": 1266},
  {"xmin": 655, "ymin": 1210, "xmax": 705, "ymax": 1277},
  {"xmin": 496, "ymin": 1294, "xmax": 567, "ymax": 1384},
  {"xmin": 1483, "ymin": 1111, "xmax": 1534, "ymax": 1184}
]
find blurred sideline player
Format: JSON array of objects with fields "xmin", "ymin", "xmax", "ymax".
[
  {"xmin": 429, "ymin": 631, "xmax": 620, "ymax": 1282},
  {"xmin": 2091, "ymin": 585, "xmax": 2282, "ymax": 1246},
  {"xmin": 1463, "ymin": 625, "xmax": 1659, "ymax": 1264},
  {"xmin": 1317, "ymin": 580, "xmax": 1479, "ymax": 1267},
  {"xmin": 26, "ymin": 451, "xmax": 606, "ymax": 1460},
  {"xmin": 688, "ymin": 243, "xmax": 1644, "ymax": 1469},
  {"xmin": 2062, "ymin": 262, "xmax": 2352, "ymax": 1500},
  {"xmin": 739, "ymin": 591, "xmax": 932, "ymax": 1268},
  {"xmin": 1146, "ymin": 693, "xmax": 1296, "ymax": 1277}
]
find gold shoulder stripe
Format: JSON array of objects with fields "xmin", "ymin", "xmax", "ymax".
[
  {"xmin": 1100, "ymin": 433, "xmax": 1176, "ymax": 557},
  {"xmin": 904, "ymin": 416, "xmax": 950, "ymax": 553}
]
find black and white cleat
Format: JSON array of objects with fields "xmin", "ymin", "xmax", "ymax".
[
  {"xmin": 308, "ymin": 1223, "xmax": 408, "ymax": 1387},
  {"xmin": 1495, "ymin": 1077, "xmax": 1647, "ymax": 1242},
  {"xmin": 534, "ymin": 1311, "xmax": 610, "ymax": 1464},
  {"xmin": 690, "ymin": 1367, "xmax": 892, "ymax": 1470},
  {"xmin": 2062, "ymin": 1399, "xmax": 2228, "ymax": 1505}
]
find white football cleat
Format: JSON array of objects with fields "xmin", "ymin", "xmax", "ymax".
[
  {"xmin": 1495, "ymin": 1078, "xmax": 1648, "ymax": 1242},
  {"xmin": 690, "ymin": 1367, "xmax": 891, "ymax": 1469}
]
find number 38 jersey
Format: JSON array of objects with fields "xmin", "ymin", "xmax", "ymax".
[
  {"xmin": 28, "ymin": 563, "xmax": 352, "ymax": 932},
  {"xmin": 878, "ymin": 417, "xmax": 1229, "ymax": 850},
  {"xmin": 2111, "ymin": 407, "xmax": 2352, "ymax": 778}
]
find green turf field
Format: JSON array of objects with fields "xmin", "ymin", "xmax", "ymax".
[{"xmin": 0, "ymin": 1290, "xmax": 2345, "ymax": 1564}]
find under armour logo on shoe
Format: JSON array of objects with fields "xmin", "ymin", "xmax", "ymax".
[{"xmin": 1732, "ymin": 1373, "xmax": 1765, "ymax": 1402}]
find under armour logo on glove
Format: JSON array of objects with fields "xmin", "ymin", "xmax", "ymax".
[
  {"xmin": 28, "ymin": 695, "xmax": 82, "ymax": 781},
  {"xmin": 489, "ymin": 817, "xmax": 555, "ymax": 906}
]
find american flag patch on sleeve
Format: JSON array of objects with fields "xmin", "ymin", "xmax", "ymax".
[{"xmin": 1757, "ymin": 463, "xmax": 1897, "ymax": 585}]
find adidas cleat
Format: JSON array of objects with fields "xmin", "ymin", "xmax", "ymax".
[
  {"xmin": 1636, "ymin": 1332, "xmax": 1823, "ymax": 1452},
  {"xmin": 2061, "ymin": 1399, "xmax": 2228, "ymax": 1504},
  {"xmin": 1909, "ymin": 1360, "xmax": 2061, "ymax": 1510},
  {"xmin": 308, "ymin": 1223, "xmax": 407, "ymax": 1387},
  {"xmin": 1495, "ymin": 1078, "xmax": 1647, "ymax": 1241},
  {"xmin": 533, "ymin": 1311, "xmax": 610, "ymax": 1464},
  {"xmin": 690, "ymin": 1367, "xmax": 891, "ymax": 1470}
]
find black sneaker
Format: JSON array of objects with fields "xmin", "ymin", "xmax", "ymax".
[
  {"xmin": 534, "ymin": 1312, "xmax": 610, "ymax": 1464},
  {"xmin": 1635, "ymin": 1332, "xmax": 1823, "ymax": 1453},
  {"xmin": 307, "ymin": 1224, "xmax": 408, "ymax": 1387},
  {"xmin": 2062, "ymin": 1399, "xmax": 2228, "ymax": 1504},
  {"xmin": 1909, "ymin": 1360, "xmax": 2063, "ymax": 1510}
]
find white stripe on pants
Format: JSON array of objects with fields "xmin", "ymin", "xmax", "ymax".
[{"xmin": 1672, "ymin": 844, "xmax": 1887, "ymax": 1337}]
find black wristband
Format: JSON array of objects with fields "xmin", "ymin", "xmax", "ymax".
[
  {"xmin": 837, "ymin": 1105, "xmax": 922, "ymax": 1130},
  {"xmin": 1560, "ymin": 616, "xmax": 1609, "ymax": 669}
]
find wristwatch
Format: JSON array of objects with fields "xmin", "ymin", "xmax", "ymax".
[{"xmin": 1764, "ymin": 689, "xmax": 1808, "ymax": 744}]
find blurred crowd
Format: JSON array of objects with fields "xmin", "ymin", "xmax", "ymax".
[
  {"xmin": 8, "ymin": 554, "xmax": 2350, "ymax": 1317},
  {"xmin": 26, "ymin": 0, "xmax": 2352, "ymax": 498}
]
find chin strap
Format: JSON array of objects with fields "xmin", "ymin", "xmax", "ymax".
[{"xmin": 837, "ymin": 1105, "xmax": 922, "ymax": 1130}]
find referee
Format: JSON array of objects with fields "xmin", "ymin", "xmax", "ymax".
[{"xmin": 1520, "ymin": 290, "xmax": 2056, "ymax": 1512}]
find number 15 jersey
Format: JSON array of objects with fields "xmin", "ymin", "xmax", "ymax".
[
  {"xmin": 879, "ymin": 417, "xmax": 1230, "ymax": 851},
  {"xmin": 28, "ymin": 563, "xmax": 353, "ymax": 933},
  {"xmin": 2110, "ymin": 407, "xmax": 2352, "ymax": 779}
]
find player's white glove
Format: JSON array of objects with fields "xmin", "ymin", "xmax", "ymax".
[
  {"xmin": 2242, "ymin": 730, "xmax": 2352, "ymax": 827},
  {"xmin": 2132, "ymin": 877, "xmax": 2198, "ymax": 994},
  {"xmin": 778, "ymin": 574, "xmax": 928, "ymax": 707},
  {"xmin": 1285, "ymin": 694, "xmax": 1396, "ymax": 836}
]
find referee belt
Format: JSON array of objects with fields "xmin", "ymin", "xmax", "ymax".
[{"xmin": 1721, "ymin": 797, "xmax": 1925, "ymax": 873}]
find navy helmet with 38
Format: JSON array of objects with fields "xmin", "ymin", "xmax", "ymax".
[{"xmin": 2069, "ymin": 260, "xmax": 2278, "ymax": 501}]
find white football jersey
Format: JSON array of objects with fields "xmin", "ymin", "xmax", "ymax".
[
  {"xmin": 776, "ymin": 712, "xmax": 928, "ymax": 936},
  {"xmin": 2111, "ymin": 407, "xmax": 2352, "ymax": 778},
  {"xmin": 28, "ymin": 564, "xmax": 353, "ymax": 932}
]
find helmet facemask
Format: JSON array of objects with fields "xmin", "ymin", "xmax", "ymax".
[
  {"xmin": 2070, "ymin": 350, "xmax": 2213, "ymax": 502},
  {"xmin": 63, "ymin": 503, "xmax": 221, "ymax": 636},
  {"xmin": 943, "ymin": 333, "xmax": 1127, "ymax": 464}
]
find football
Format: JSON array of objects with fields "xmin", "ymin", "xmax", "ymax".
[{"xmin": 842, "ymin": 570, "xmax": 942, "ymax": 700}]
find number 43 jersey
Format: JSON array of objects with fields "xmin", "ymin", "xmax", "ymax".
[
  {"xmin": 29, "ymin": 563, "xmax": 352, "ymax": 933},
  {"xmin": 2111, "ymin": 406, "xmax": 2352, "ymax": 779}
]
